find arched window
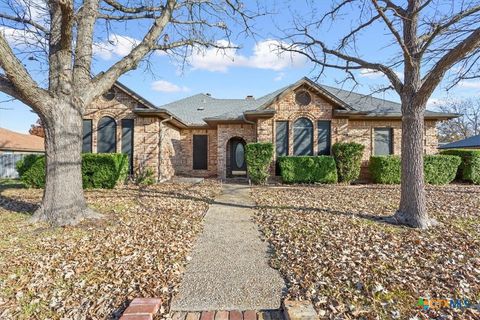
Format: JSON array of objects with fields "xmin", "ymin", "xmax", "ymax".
[
  {"xmin": 97, "ymin": 116, "xmax": 117, "ymax": 153},
  {"xmin": 293, "ymin": 117, "xmax": 313, "ymax": 156}
]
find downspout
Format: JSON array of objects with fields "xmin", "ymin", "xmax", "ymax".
[
  {"xmin": 242, "ymin": 112, "xmax": 257, "ymax": 141},
  {"xmin": 158, "ymin": 116, "xmax": 173, "ymax": 182}
]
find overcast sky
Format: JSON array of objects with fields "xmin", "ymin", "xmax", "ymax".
[{"xmin": 1, "ymin": 0, "xmax": 479, "ymax": 133}]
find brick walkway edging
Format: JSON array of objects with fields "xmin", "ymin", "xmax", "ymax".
[
  {"xmin": 120, "ymin": 298, "xmax": 162, "ymax": 320},
  {"xmin": 119, "ymin": 299, "xmax": 319, "ymax": 320}
]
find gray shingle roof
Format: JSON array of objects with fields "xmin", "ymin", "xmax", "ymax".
[
  {"xmin": 438, "ymin": 135, "xmax": 480, "ymax": 149},
  {"xmin": 157, "ymin": 77, "xmax": 457, "ymax": 125}
]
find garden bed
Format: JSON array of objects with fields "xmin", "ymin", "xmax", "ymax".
[
  {"xmin": 253, "ymin": 184, "xmax": 480, "ymax": 319},
  {"xmin": 0, "ymin": 180, "xmax": 221, "ymax": 319}
]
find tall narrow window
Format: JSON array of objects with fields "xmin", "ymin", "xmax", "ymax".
[
  {"xmin": 317, "ymin": 120, "xmax": 331, "ymax": 155},
  {"xmin": 97, "ymin": 116, "xmax": 117, "ymax": 153},
  {"xmin": 293, "ymin": 117, "xmax": 313, "ymax": 156},
  {"xmin": 82, "ymin": 119, "xmax": 92, "ymax": 153},
  {"xmin": 121, "ymin": 119, "xmax": 134, "ymax": 174},
  {"xmin": 275, "ymin": 121, "xmax": 289, "ymax": 175},
  {"xmin": 193, "ymin": 135, "xmax": 208, "ymax": 170},
  {"xmin": 374, "ymin": 128, "xmax": 393, "ymax": 155}
]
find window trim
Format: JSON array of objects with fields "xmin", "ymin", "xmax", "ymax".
[{"xmin": 373, "ymin": 127, "xmax": 394, "ymax": 155}]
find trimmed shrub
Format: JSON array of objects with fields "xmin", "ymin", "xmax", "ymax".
[
  {"xmin": 369, "ymin": 155, "xmax": 401, "ymax": 184},
  {"xmin": 135, "ymin": 167, "xmax": 156, "ymax": 186},
  {"xmin": 16, "ymin": 155, "xmax": 46, "ymax": 188},
  {"xmin": 424, "ymin": 155, "xmax": 461, "ymax": 185},
  {"xmin": 245, "ymin": 142, "xmax": 274, "ymax": 184},
  {"xmin": 16, "ymin": 153, "xmax": 129, "ymax": 189},
  {"xmin": 440, "ymin": 149, "xmax": 480, "ymax": 184},
  {"xmin": 82, "ymin": 153, "xmax": 129, "ymax": 189},
  {"xmin": 278, "ymin": 156, "xmax": 338, "ymax": 184},
  {"xmin": 369, "ymin": 154, "xmax": 462, "ymax": 185},
  {"xmin": 332, "ymin": 142, "xmax": 365, "ymax": 184}
]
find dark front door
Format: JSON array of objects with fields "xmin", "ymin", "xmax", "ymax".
[{"xmin": 230, "ymin": 139, "xmax": 246, "ymax": 176}]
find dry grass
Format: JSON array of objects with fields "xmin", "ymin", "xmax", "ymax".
[
  {"xmin": 0, "ymin": 180, "xmax": 221, "ymax": 320},
  {"xmin": 253, "ymin": 184, "xmax": 480, "ymax": 320}
]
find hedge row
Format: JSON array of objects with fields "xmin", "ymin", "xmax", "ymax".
[
  {"xmin": 332, "ymin": 142, "xmax": 365, "ymax": 183},
  {"xmin": 278, "ymin": 156, "xmax": 338, "ymax": 184},
  {"xmin": 440, "ymin": 149, "xmax": 480, "ymax": 184},
  {"xmin": 245, "ymin": 142, "xmax": 274, "ymax": 185},
  {"xmin": 16, "ymin": 153, "xmax": 129, "ymax": 189},
  {"xmin": 369, "ymin": 155, "xmax": 462, "ymax": 185}
]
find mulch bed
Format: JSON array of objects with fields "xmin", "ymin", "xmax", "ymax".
[
  {"xmin": 0, "ymin": 180, "xmax": 221, "ymax": 320},
  {"xmin": 253, "ymin": 184, "xmax": 480, "ymax": 320}
]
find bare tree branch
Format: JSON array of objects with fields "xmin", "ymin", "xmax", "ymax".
[
  {"xmin": 88, "ymin": 0, "xmax": 176, "ymax": 103},
  {"xmin": 0, "ymin": 35, "xmax": 50, "ymax": 112},
  {"xmin": 419, "ymin": 4, "xmax": 480, "ymax": 57},
  {"xmin": 371, "ymin": 0, "xmax": 414, "ymax": 67},
  {"xmin": 420, "ymin": 28, "xmax": 480, "ymax": 100},
  {"xmin": 0, "ymin": 12, "xmax": 49, "ymax": 33},
  {"xmin": 73, "ymin": 0, "xmax": 100, "ymax": 88}
]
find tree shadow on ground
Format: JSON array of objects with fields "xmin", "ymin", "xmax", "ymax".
[{"xmin": 125, "ymin": 186, "xmax": 403, "ymax": 227}]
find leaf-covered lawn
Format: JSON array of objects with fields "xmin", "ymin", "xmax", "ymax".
[
  {"xmin": 253, "ymin": 184, "xmax": 480, "ymax": 320},
  {"xmin": 0, "ymin": 180, "xmax": 221, "ymax": 320}
]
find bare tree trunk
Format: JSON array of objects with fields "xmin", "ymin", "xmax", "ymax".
[
  {"xmin": 394, "ymin": 98, "xmax": 435, "ymax": 228},
  {"xmin": 31, "ymin": 101, "xmax": 101, "ymax": 226}
]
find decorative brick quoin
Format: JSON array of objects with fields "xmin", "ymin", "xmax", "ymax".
[{"xmin": 82, "ymin": 77, "xmax": 455, "ymax": 181}]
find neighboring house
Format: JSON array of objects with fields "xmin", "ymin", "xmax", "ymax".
[
  {"xmin": 0, "ymin": 127, "xmax": 45, "ymax": 154},
  {"xmin": 438, "ymin": 134, "xmax": 480, "ymax": 150},
  {"xmin": 0, "ymin": 127, "xmax": 44, "ymax": 178},
  {"xmin": 83, "ymin": 77, "xmax": 457, "ymax": 180}
]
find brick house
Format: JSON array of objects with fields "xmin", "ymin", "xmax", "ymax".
[{"xmin": 82, "ymin": 77, "xmax": 457, "ymax": 180}]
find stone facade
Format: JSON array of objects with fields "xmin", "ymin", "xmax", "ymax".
[{"xmin": 83, "ymin": 84, "xmax": 441, "ymax": 181}]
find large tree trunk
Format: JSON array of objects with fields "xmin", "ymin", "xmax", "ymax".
[
  {"xmin": 394, "ymin": 98, "xmax": 435, "ymax": 229},
  {"xmin": 31, "ymin": 101, "xmax": 101, "ymax": 226}
]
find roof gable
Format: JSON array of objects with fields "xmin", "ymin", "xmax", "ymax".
[{"xmin": 256, "ymin": 77, "xmax": 352, "ymax": 111}]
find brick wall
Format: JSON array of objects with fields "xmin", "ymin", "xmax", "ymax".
[
  {"xmin": 85, "ymin": 84, "xmax": 440, "ymax": 181},
  {"xmin": 175, "ymin": 128, "xmax": 218, "ymax": 177},
  {"xmin": 83, "ymin": 88, "xmax": 181, "ymax": 181},
  {"xmin": 217, "ymin": 124, "xmax": 256, "ymax": 179},
  {"xmin": 254, "ymin": 85, "xmax": 439, "ymax": 178}
]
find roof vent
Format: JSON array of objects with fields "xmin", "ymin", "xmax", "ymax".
[
  {"xmin": 205, "ymin": 93, "xmax": 211, "ymax": 97},
  {"xmin": 197, "ymin": 106, "xmax": 205, "ymax": 111},
  {"xmin": 246, "ymin": 95, "xmax": 254, "ymax": 100}
]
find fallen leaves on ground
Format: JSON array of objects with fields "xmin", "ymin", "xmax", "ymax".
[
  {"xmin": 253, "ymin": 184, "xmax": 480, "ymax": 320},
  {"xmin": 0, "ymin": 180, "xmax": 221, "ymax": 320}
]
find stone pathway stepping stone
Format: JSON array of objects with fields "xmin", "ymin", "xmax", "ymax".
[{"xmin": 171, "ymin": 183, "xmax": 285, "ymax": 311}]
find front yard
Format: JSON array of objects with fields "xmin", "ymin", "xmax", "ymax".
[
  {"xmin": 0, "ymin": 180, "xmax": 221, "ymax": 319},
  {"xmin": 253, "ymin": 184, "xmax": 480, "ymax": 319}
]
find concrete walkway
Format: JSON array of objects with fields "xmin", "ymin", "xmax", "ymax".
[{"xmin": 171, "ymin": 184, "xmax": 285, "ymax": 311}]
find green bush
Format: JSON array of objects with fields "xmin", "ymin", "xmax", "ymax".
[
  {"xmin": 278, "ymin": 156, "xmax": 338, "ymax": 184},
  {"xmin": 369, "ymin": 154, "xmax": 462, "ymax": 185},
  {"xmin": 82, "ymin": 153, "xmax": 129, "ymax": 189},
  {"xmin": 16, "ymin": 153, "xmax": 129, "ymax": 189},
  {"xmin": 369, "ymin": 155, "xmax": 401, "ymax": 184},
  {"xmin": 135, "ymin": 167, "xmax": 156, "ymax": 186},
  {"xmin": 16, "ymin": 155, "xmax": 46, "ymax": 188},
  {"xmin": 440, "ymin": 149, "xmax": 480, "ymax": 184},
  {"xmin": 424, "ymin": 155, "xmax": 461, "ymax": 185},
  {"xmin": 332, "ymin": 142, "xmax": 365, "ymax": 183},
  {"xmin": 245, "ymin": 142, "xmax": 274, "ymax": 184}
]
